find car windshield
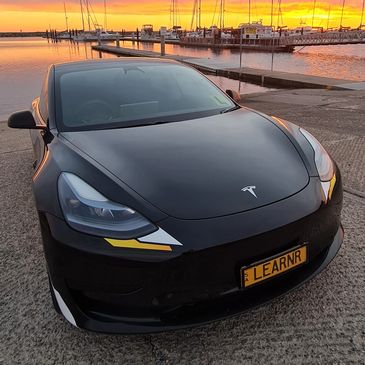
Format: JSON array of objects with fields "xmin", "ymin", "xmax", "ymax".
[{"xmin": 55, "ymin": 63, "xmax": 236, "ymax": 131}]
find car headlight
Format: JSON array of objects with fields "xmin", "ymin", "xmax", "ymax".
[
  {"xmin": 58, "ymin": 172, "xmax": 157, "ymax": 239},
  {"xmin": 300, "ymin": 128, "xmax": 334, "ymax": 181}
]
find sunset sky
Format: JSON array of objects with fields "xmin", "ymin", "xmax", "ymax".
[{"xmin": 0, "ymin": 0, "xmax": 363, "ymax": 32}]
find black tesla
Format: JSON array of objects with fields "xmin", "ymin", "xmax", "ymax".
[{"xmin": 8, "ymin": 58, "xmax": 343, "ymax": 333}]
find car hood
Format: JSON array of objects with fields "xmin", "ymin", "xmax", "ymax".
[{"xmin": 61, "ymin": 109, "xmax": 309, "ymax": 220}]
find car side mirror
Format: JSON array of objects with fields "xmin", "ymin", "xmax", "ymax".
[
  {"xmin": 8, "ymin": 110, "xmax": 45, "ymax": 130},
  {"xmin": 226, "ymin": 89, "xmax": 241, "ymax": 103}
]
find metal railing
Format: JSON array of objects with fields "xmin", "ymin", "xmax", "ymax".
[{"xmin": 279, "ymin": 30, "xmax": 365, "ymax": 47}]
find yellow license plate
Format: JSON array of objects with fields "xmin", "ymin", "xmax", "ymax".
[{"xmin": 241, "ymin": 245, "xmax": 308, "ymax": 288}]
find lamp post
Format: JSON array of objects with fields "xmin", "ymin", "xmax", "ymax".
[{"xmin": 238, "ymin": 25, "xmax": 243, "ymax": 92}]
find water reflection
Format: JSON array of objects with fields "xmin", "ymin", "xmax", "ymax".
[
  {"xmin": 118, "ymin": 40, "xmax": 365, "ymax": 81},
  {"xmin": 206, "ymin": 75, "xmax": 274, "ymax": 94},
  {"xmin": 0, "ymin": 37, "xmax": 364, "ymax": 120},
  {"xmin": 0, "ymin": 37, "xmax": 103, "ymax": 119},
  {"xmin": 0, "ymin": 37, "xmax": 267, "ymax": 119}
]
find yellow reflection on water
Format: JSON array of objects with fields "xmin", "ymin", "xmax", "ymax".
[
  {"xmin": 0, "ymin": 37, "xmax": 364, "ymax": 120},
  {"xmin": 0, "ymin": 37, "xmax": 115, "ymax": 119}
]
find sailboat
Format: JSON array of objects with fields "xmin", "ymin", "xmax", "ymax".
[
  {"xmin": 180, "ymin": 0, "xmax": 293, "ymax": 52},
  {"xmin": 164, "ymin": 0, "xmax": 182, "ymax": 40},
  {"xmin": 57, "ymin": 1, "xmax": 72, "ymax": 39},
  {"xmin": 73, "ymin": 0, "xmax": 116, "ymax": 42}
]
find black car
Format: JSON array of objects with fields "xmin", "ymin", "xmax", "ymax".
[{"xmin": 8, "ymin": 58, "xmax": 343, "ymax": 333}]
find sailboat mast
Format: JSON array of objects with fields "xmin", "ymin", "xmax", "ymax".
[
  {"xmin": 219, "ymin": 0, "xmax": 225, "ymax": 29},
  {"xmin": 85, "ymin": 0, "xmax": 91, "ymax": 31},
  {"xmin": 192, "ymin": 0, "xmax": 200, "ymax": 30},
  {"xmin": 326, "ymin": 4, "xmax": 331, "ymax": 30},
  {"xmin": 340, "ymin": 0, "xmax": 346, "ymax": 28},
  {"xmin": 175, "ymin": 0, "xmax": 178, "ymax": 28},
  {"xmin": 270, "ymin": 0, "xmax": 274, "ymax": 27},
  {"xmin": 172, "ymin": 0, "xmax": 175, "ymax": 28},
  {"xmin": 80, "ymin": 0, "xmax": 85, "ymax": 31},
  {"xmin": 63, "ymin": 2, "xmax": 69, "ymax": 31},
  {"xmin": 327, "ymin": 3, "xmax": 331, "ymax": 30},
  {"xmin": 311, "ymin": 0, "xmax": 316, "ymax": 27},
  {"xmin": 170, "ymin": 2, "xmax": 172, "ymax": 28},
  {"xmin": 248, "ymin": 0, "xmax": 251, "ymax": 24},
  {"xmin": 361, "ymin": 0, "xmax": 365, "ymax": 28},
  {"xmin": 223, "ymin": 0, "xmax": 225, "ymax": 29},
  {"xmin": 277, "ymin": 0, "xmax": 282, "ymax": 28},
  {"xmin": 104, "ymin": 0, "xmax": 107, "ymax": 30},
  {"xmin": 190, "ymin": 0, "xmax": 196, "ymax": 30}
]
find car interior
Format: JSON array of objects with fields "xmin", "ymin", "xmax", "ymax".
[{"xmin": 59, "ymin": 65, "xmax": 232, "ymax": 127}]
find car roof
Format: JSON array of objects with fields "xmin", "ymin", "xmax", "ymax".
[{"xmin": 53, "ymin": 57, "xmax": 180, "ymax": 72}]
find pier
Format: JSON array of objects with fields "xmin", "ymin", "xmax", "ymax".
[
  {"xmin": 180, "ymin": 30, "xmax": 365, "ymax": 50},
  {"xmin": 92, "ymin": 44, "xmax": 196, "ymax": 61},
  {"xmin": 56, "ymin": 29, "xmax": 365, "ymax": 51},
  {"xmin": 117, "ymin": 36, "xmax": 180, "ymax": 45},
  {"xmin": 92, "ymin": 44, "xmax": 364, "ymax": 90},
  {"xmin": 279, "ymin": 30, "xmax": 365, "ymax": 47}
]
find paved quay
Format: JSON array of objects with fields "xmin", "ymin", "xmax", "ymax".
[
  {"xmin": 1, "ymin": 89, "xmax": 364, "ymax": 364},
  {"xmin": 92, "ymin": 44, "xmax": 364, "ymax": 90}
]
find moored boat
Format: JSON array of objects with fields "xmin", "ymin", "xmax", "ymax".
[
  {"xmin": 73, "ymin": 29, "xmax": 117, "ymax": 42},
  {"xmin": 181, "ymin": 21, "xmax": 294, "ymax": 52}
]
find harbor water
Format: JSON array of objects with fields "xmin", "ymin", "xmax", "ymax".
[
  {"xmin": 118, "ymin": 40, "xmax": 365, "ymax": 81},
  {"xmin": 0, "ymin": 37, "xmax": 364, "ymax": 120}
]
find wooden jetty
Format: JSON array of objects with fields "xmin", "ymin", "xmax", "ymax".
[
  {"xmin": 118, "ymin": 36, "xmax": 180, "ymax": 45},
  {"xmin": 92, "ymin": 44, "xmax": 196, "ymax": 61},
  {"xmin": 91, "ymin": 44, "xmax": 362, "ymax": 90}
]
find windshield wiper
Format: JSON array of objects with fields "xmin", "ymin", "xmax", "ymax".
[
  {"xmin": 133, "ymin": 120, "xmax": 174, "ymax": 128},
  {"xmin": 220, "ymin": 106, "xmax": 240, "ymax": 114}
]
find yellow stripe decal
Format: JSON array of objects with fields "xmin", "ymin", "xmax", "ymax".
[
  {"xmin": 105, "ymin": 238, "xmax": 172, "ymax": 251},
  {"xmin": 328, "ymin": 174, "xmax": 336, "ymax": 200}
]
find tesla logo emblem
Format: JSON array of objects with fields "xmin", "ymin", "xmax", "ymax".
[{"xmin": 241, "ymin": 185, "xmax": 257, "ymax": 198}]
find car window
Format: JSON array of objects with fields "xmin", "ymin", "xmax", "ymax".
[{"xmin": 56, "ymin": 64, "xmax": 235, "ymax": 131}]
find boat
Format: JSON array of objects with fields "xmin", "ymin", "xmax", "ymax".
[
  {"xmin": 180, "ymin": 21, "xmax": 294, "ymax": 52},
  {"xmin": 57, "ymin": 31, "xmax": 72, "ymax": 40},
  {"xmin": 72, "ymin": 0, "xmax": 116, "ymax": 42},
  {"xmin": 160, "ymin": 25, "xmax": 182, "ymax": 40},
  {"xmin": 140, "ymin": 24, "xmax": 154, "ymax": 40},
  {"xmin": 73, "ymin": 29, "xmax": 118, "ymax": 42},
  {"xmin": 58, "ymin": 2, "xmax": 71, "ymax": 40},
  {"xmin": 239, "ymin": 21, "xmax": 277, "ymax": 39}
]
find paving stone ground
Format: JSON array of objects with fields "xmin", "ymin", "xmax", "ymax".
[{"xmin": 0, "ymin": 89, "xmax": 364, "ymax": 364}]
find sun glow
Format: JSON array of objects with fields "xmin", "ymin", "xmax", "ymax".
[{"xmin": 0, "ymin": 0, "xmax": 363, "ymax": 32}]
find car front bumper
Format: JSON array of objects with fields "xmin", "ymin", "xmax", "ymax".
[{"xmin": 39, "ymin": 175, "xmax": 343, "ymax": 333}]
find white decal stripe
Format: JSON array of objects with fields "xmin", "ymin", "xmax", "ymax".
[
  {"xmin": 138, "ymin": 228, "xmax": 183, "ymax": 246},
  {"xmin": 52, "ymin": 285, "xmax": 77, "ymax": 327},
  {"xmin": 321, "ymin": 181, "xmax": 331, "ymax": 202}
]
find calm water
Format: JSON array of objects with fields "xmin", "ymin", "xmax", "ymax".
[
  {"xmin": 0, "ymin": 37, "xmax": 364, "ymax": 120},
  {"xmin": 0, "ymin": 38, "xmax": 102, "ymax": 120},
  {"xmin": 120, "ymin": 40, "xmax": 365, "ymax": 81}
]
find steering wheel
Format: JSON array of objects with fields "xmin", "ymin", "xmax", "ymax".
[{"xmin": 76, "ymin": 100, "xmax": 115, "ymax": 124}]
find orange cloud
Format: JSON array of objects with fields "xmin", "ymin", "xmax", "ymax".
[{"xmin": 0, "ymin": 0, "xmax": 363, "ymax": 31}]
